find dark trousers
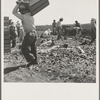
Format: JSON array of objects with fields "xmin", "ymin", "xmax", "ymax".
[
  {"xmin": 21, "ymin": 31, "xmax": 37, "ymax": 63},
  {"xmin": 56, "ymin": 27, "xmax": 62, "ymax": 40},
  {"xmin": 17, "ymin": 28, "xmax": 20, "ymax": 37},
  {"xmin": 10, "ymin": 36, "xmax": 16, "ymax": 48},
  {"xmin": 53, "ymin": 27, "xmax": 56, "ymax": 35},
  {"xmin": 89, "ymin": 28, "xmax": 96, "ymax": 44}
]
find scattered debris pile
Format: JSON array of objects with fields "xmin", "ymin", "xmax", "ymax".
[{"xmin": 4, "ymin": 36, "xmax": 96, "ymax": 83}]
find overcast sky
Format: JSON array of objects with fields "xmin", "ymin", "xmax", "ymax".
[{"xmin": 2, "ymin": 0, "xmax": 98, "ymax": 25}]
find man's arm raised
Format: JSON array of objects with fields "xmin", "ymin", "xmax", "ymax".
[{"xmin": 12, "ymin": 4, "xmax": 23, "ymax": 20}]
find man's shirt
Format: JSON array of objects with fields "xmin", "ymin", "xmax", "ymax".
[
  {"xmin": 21, "ymin": 13, "xmax": 36, "ymax": 33},
  {"xmin": 56, "ymin": 21, "xmax": 62, "ymax": 28}
]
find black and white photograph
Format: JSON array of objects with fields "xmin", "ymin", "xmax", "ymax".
[
  {"xmin": 2, "ymin": 0, "xmax": 99, "ymax": 100},
  {"xmin": 3, "ymin": 0, "xmax": 98, "ymax": 83}
]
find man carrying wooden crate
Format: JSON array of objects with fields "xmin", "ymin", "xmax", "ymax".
[{"xmin": 12, "ymin": 1, "xmax": 38, "ymax": 68}]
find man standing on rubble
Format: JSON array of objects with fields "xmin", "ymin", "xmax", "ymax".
[
  {"xmin": 89, "ymin": 18, "xmax": 96, "ymax": 44},
  {"xmin": 56, "ymin": 18, "xmax": 63, "ymax": 40},
  {"xmin": 12, "ymin": 1, "xmax": 38, "ymax": 68},
  {"xmin": 52, "ymin": 20, "xmax": 56, "ymax": 35}
]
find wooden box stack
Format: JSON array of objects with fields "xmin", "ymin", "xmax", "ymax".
[
  {"xmin": 4, "ymin": 17, "xmax": 11, "ymax": 53},
  {"xmin": 29, "ymin": 0, "xmax": 49, "ymax": 16}
]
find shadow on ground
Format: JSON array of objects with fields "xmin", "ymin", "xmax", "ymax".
[{"xmin": 4, "ymin": 65, "xmax": 26, "ymax": 74}]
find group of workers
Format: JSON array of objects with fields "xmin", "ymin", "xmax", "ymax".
[
  {"xmin": 9, "ymin": 20, "xmax": 25, "ymax": 48},
  {"xmin": 52, "ymin": 18, "xmax": 82, "ymax": 38},
  {"xmin": 10, "ymin": 0, "xmax": 96, "ymax": 69},
  {"xmin": 52, "ymin": 18, "xmax": 96, "ymax": 44}
]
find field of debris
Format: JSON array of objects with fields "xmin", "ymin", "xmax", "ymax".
[{"xmin": 4, "ymin": 31, "xmax": 96, "ymax": 83}]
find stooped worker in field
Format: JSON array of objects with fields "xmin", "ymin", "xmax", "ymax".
[
  {"xmin": 56, "ymin": 18, "xmax": 63, "ymax": 40},
  {"xmin": 52, "ymin": 20, "xmax": 56, "ymax": 35},
  {"xmin": 74, "ymin": 20, "xmax": 82, "ymax": 37},
  {"xmin": 9, "ymin": 22, "xmax": 17, "ymax": 48},
  {"xmin": 89, "ymin": 18, "xmax": 96, "ymax": 44},
  {"xmin": 12, "ymin": 1, "xmax": 38, "ymax": 68}
]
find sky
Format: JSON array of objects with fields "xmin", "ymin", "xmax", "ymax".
[{"xmin": 2, "ymin": 0, "xmax": 98, "ymax": 25}]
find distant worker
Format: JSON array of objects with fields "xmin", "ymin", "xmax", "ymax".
[
  {"xmin": 52, "ymin": 20, "xmax": 56, "ymax": 35},
  {"xmin": 9, "ymin": 19, "xmax": 13, "ymax": 25},
  {"xmin": 19, "ymin": 26, "xmax": 25, "ymax": 42},
  {"xmin": 74, "ymin": 20, "xmax": 82, "ymax": 37},
  {"xmin": 16, "ymin": 21, "xmax": 21, "ymax": 37},
  {"xmin": 89, "ymin": 18, "xmax": 96, "ymax": 44},
  {"xmin": 9, "ymin": 22, "xmax": 17, "ymax": 48},
  {"xmin": 56, "ymin": 18, "xmax": 63, "ymax": 40}
]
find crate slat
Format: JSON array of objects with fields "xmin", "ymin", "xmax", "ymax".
[
  {"xmin": 4, "ymin": 34, "xmax": 10, "ymax": 39},
  {"xmin": 4, "ymin": 21, "xmax": 9, "ymax": 26},
  {"xmin": 4, "ymin": 31, "xmax": 9, "ymax": 34},
  {"xmin": 4, "ymin": 17, "xmax": 9, "ymax": 20},
  {"xmin": 4, "ymin": 46, "xmax": 10, "ymax": 50},
  {"xmin": 29, "ymin": 0, "xmax": 49, "ymax": 16},
  {"xmin": 4, "ymin": 49, "xmax": 11, "ymax": 53},
  {"xmin": 4, "ymin": 39, "xmax": 10, "ymax": 44}
]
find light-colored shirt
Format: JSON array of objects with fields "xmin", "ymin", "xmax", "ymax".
[
  {"xmin": 91, "ymin": 21, "xmax": 96, "ymax": 30},
  {"xmin": 56, "ymin": 21, "xmax": 62, "ymax": 28},
  {"xmin": 16, "ymin": 22, "xmax": 20, "ymax": 28},
  {"xmin": 21, "ymin": 13, "xmax": 36, "ymax": 33},
  {"xmin": 12, "ymin": 5, "xmax": 36, "ymax": 33}
]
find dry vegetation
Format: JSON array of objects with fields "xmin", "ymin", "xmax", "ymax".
[{"xmin": 4, "ymin": 30, "xmax": 96, "ymax": 83}]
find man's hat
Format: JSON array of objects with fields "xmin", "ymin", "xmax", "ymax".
[
  {"xmin": 75, "ymin": 20, "xmax": 78, "ymax": 23},
  {"xmin": 91, "ymin": 18, "xmax": 95, "ymax": 21},
  {"xmin": 60, "ymin": 18, "xmax": 63, "ymax": 21}
]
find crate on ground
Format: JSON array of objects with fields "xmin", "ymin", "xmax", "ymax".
[{"xmin": 4, "ymin": 17, "xmax": 11, "ymax": 53}]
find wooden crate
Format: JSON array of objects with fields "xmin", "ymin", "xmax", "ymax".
[
  {"xmin": 4, "ymin": 26, "xmax": 10, "ymax": 31},
  {"xmin": 4, "ymin": 30, "xmax": 10, "ymax": 34},
  {"xmin": 4, "ymin": 39, "xmax": 10, "ymax": 44},
  {"xmin": 4, "ymin": 17, "xmax": 11, "ymax": 53},
  {"xmin": 4, "ymin": 17, "xmax": 9, "ymax": 20},
  {"xmin": 4, "ymin": 33, "xmax": 10, "ymax": 53},
  {"xmin": 29, "ymin": 0, "xmax": 49, "ymax": 16},
  {"xmin": 4, "ymin": 34, "xmax": 10, "ymax": 40},
  {"xmin": 4, "ymin": 21, "xmax": 9, "ymax": 26}
]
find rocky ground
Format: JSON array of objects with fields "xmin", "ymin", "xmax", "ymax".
[{"xmin": 4, "ymin": 35, "xmax": 96, "ymax": 83}]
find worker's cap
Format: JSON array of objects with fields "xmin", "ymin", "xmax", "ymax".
[
  {"xmin": 90, "ymin": 18, "xmax": 95, "ymax": 21},
  {"xmin": 90, "ymin": 18, "xmax": 96, "ymax": 24},
  {"xmin": 60, "ymin": 18, "xmax": 63, "ymax": 21},
  {"xmin": 75, "ymin": 20, "xmax": 78, "ymax": 22}
]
